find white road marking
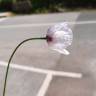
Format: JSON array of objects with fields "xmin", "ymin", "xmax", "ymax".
[
  {"xmin": 37, "ymin": 74, "xmax": 52, "ymax": 96},
  {"xmin": 0, "ymin": 20, "xmax": 96, "ymax": 29},
  {"xmin": 70, "ymin": 20, "xmax": 96, "ymax": 25},
  {"xmin": 0, "ymin": 61, "xmax": 82, "ymax": 96},
  {"xmin": 0, "ymin": 12, "xmax": 11, "ymax": 17},
  {"xmin": 0, "ymin": 61, "xmax": 82, "ymax": 78}
]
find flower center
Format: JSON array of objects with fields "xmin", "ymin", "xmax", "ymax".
[{"xmin": 46, "ymin": 35, "xmax": 53, "ymax": 43}]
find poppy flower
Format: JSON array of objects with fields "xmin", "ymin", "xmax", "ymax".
[{"xmin": 46, "ymin": 22, "xmax": 73, "ymax": 55}]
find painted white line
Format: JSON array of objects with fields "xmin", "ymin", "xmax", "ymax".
[
  {"xmin": 37, "ymin": 74, "xmax": 52, "ymax": 96},
  {"xmin": 0, "ymin": 12, "xmax": 11, "ymax": 17},
  {"xmin": 69, "ymin": 20, "xmax": 96, "ymax": 25},
  {"xmin": 0, "ymin": 61, "xmax": 82, "ymax": 78},
  {"xmin": 0, "ymin": 20, "xmax": 96, "ymax": 29}
]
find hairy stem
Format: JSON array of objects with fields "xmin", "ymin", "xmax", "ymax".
[{"xmin": 3, "ymin": 37, "xmax": 46, "ymax": 96}]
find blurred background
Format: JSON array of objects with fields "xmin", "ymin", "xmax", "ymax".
[{"xmin": 0, "ymin": 0, "xmax": 96, "ymax": 14}]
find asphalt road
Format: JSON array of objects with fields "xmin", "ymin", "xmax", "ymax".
[{"xmin": 0, "ymin": 12, "xmax": 96, "ymax": 96}]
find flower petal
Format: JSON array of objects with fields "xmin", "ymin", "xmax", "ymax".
[
  {"xmin": 46, "ymin": 22, "xmax": 73, "ymax": 55},
  {"xmin": 52, "ymin": 48, "xmax": 70, "ymax": 55}
]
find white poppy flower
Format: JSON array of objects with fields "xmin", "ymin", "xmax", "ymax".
[{"xmin": 46, "ymin": 22, "xmax": 73, "ymax": 55}]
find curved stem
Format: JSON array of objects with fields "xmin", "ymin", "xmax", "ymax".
[{"xmin": 3, "ymin": 37, "xmax": 46, "ymax": 96}]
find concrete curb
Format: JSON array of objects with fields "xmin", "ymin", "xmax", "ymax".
[{"xmin": 0, "ymin": 12, "xmax": 14, "ymax": 18}]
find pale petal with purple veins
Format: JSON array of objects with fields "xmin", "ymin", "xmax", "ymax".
[{"xmin": 46, "ymin": 22, "xmax": 73, "ymax": 55}]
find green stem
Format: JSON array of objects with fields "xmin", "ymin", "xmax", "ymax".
[{"xmin": 3, "ymin": 37, "xmax": 46, "ymax": 96}]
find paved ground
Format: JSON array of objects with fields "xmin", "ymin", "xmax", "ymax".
[{"xmin": 0, "ymin": 11, "xmax": 96, "ymax": 96}]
